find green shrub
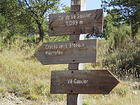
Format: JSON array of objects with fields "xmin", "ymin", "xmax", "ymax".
[
  {"xmin": 100, "ymin": 26, "xmax": 140, "ymax": 78},
  {"xmin": 83, "ymin": 100, "xmax": 91, "ymax": 105}
]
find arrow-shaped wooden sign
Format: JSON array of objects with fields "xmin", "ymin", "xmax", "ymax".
[
  {"xmin": 34, "ymin": 39, "xmax": 97, "ymax": 65},
  {"xmin": 51, "ymin": 70, "xmax": 119, "ymax": 94}
]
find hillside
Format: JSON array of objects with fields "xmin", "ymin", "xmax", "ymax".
[{"xmin": 0, "ymin": 41, "xmax": 140, "ymax": 105}]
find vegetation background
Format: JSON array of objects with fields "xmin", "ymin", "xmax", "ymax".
[{"xmin": 0, "ymin": 0, "xmax": 140, "ymax": 105}]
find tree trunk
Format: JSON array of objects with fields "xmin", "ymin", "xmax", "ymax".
[
  {"xmin": 36, "ymin": 20, "xmax": 44, "ymax": 42},
  {"xmin": 131, "ymin": 17, "xmax": 139, "ymax": 38}
]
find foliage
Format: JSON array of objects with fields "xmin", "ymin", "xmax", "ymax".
[
  {"xmin": 101, "ymin": 0, "xmax": 140, "ymax": 37},
  {"xmin": 0, "ymin": 0, "xmax": 72, "ymax": 48},
  {"xmin": 83, "ymin": 100, "xmax": 91, "ymax": 105},
  {"xmin": 62, "ymin": 5, "xmax": 70, "ymax": 13},
  {"xmin": 0, "ymin": 0, "xmax": 34, "ymax": 44},
  {"xmin": 107, "ymin": 24, "xmax": 131, "ymax": 49},
  {"xmin": 100, "ymin": 0, "xmax": 140, "ymax": 78},
  {"xmin": 103, "ymin": 11, "xmax": 125, "ymax": 39},
  {"xmin": 0, "ymin": 13, "xmax": 5, "ymax": 31},
  {"xmin": 0, "ymin": 0, "xmax": 67, "ymax": 44},
  {"xmin": 20, "ymin": 0, "xmax": 60, "ymax": 42},
  {"xmin": 0, "ymin": 0, "xmax": 32, "ymax": 34},
  {"xmin": 101, "ymin": 32, "xmax": 140, "ymax": 78}
]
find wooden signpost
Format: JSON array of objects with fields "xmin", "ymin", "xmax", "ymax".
[
  {"xmin": 34, "ymin": 39, "xmax": 97, "ymax": 65},
  {"xmin": 49, "ymin": 9, "xmax": 104, "ymax": 36},
  {"xmin": 51, "ymin": 70, "xmax": 119, "ymax": 94},
  {"xmin": 67, "ymin": 1, "xmax": 85, "ymax": 104},
  {"xmin": 34, "ymin": 0, "xmax": 119, "ymax": 105}
]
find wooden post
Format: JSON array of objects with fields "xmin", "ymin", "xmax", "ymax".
[
  {"xmin": 78, "ymin": 0, "xmax": 86, "ymax": 105},
  {"xmin": 67, "ymin": 0, "xmax": 86, "ymax": 105}
]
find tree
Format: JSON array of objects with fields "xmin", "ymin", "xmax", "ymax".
[
  {"xmin": 0, "ymin": 13, "xmax": 5, "ymax": 31},
  {"xmin": 19, "ymin": 0, "xmax": 60, "ymax": 42},
  {"xmin": 0, "ymin": 0, "xmax": 28, "ymax": 41},
  {"xmin": 0, "ymin": 0, "xmax": 19, "ymax": 32},
  {"xmin": 101, "ymin": 0, "xmax": 140, "ymax": 37}
]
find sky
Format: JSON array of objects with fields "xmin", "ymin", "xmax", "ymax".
[{"xmin": 60, "ymin": 0, "xmax": 102, "ymax": 10}]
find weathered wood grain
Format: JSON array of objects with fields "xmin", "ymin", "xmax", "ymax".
[
  {"xmin": 67, "ymin": 94, "xmax": 79, "ymax": 105},
  {"xmin": 49, "ymin": 9, "xmax": 104, "ymax": 36},
  {"xmin": 34, "ymin": 39, "xmax": 97, "ymax": 65},
  {"xmin": 50, "ymin": 70, "xmax": 119, "ymax": 94},
  {"xmin": 67, "ymin": 1, "xmax": 85, "ymax": 105}
]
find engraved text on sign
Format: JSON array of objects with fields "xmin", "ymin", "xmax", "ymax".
[
  {"xmin": 51, "ymin": 70, "xmax": 119, "ymax": 94},
  {"xmin": 34, "ymin": 39, "xmax": 97, "ymax": 65},
  {"xmin": 49, "ymin": 9, "xmax": 104, "ymax": 36}
]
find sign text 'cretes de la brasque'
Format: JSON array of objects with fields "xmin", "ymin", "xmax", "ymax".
[
  {"xmin": 45, "ymin": 42, "xmax": 85, "ymax": 56},
  {"xmin": 34, "ymin": 39, "xmax": 97, "ymax": 65}
]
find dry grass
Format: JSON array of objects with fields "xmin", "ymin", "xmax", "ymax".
[
  {"xmin": 0, "ymin": 48, "xmax": 67, "ymax": 103},
  {"xmin": 0, "ymin": 48, "xmax": 140, "ymax": 105}
]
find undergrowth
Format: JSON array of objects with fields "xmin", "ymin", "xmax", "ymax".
[{"xmin": 0, "ymin": 33, "xmax": 140, "ymax": 104}]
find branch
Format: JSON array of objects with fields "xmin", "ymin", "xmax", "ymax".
[
  {"xmin": 41, "ymin": 0, "xmax": 49, "ymax": 16},
  {"xmin": 24, "ymin": 0, "xmax": 38, "ymax": 18},
  {"xmin": 41, "ymin": 0, "xmax": 59, "ymax": 17}
]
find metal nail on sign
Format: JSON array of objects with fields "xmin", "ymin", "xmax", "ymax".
[
  {"xmin": 51, "ymin": 70, "xmax": 119, "ymax": 94},
  {"xmin": 49, "ymin": 9, "xmax": 104, "ymax": 36},
  {"xmin": 34, "ymin": 39, "xmax": 97, "ymax": 65}
]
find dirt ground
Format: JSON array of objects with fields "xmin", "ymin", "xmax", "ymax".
[{"xmin": 0, "ymin": 92, "xmax": 34, "ymax": 105}]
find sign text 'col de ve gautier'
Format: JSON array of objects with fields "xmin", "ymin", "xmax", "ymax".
[{"xmin": 49, "ymin": 9, "xmax": 104, "ymax": 36}]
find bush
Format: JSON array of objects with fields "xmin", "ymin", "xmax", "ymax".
[
  {"xmin": 101, "ymin": 28, "xmax": 140, "ymax": 78},
  {"xmin": 83, "ymin": 100, "xmax": 91, "ymax": 105}
]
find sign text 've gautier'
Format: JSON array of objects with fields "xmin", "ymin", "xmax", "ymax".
[
  {"xmin": 67, "ymin": 79, "xmax": 88, "ymax": 85},
  {"xmin": 51, "ymin": 70, "xmax": 119, "ymax": 94}
]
